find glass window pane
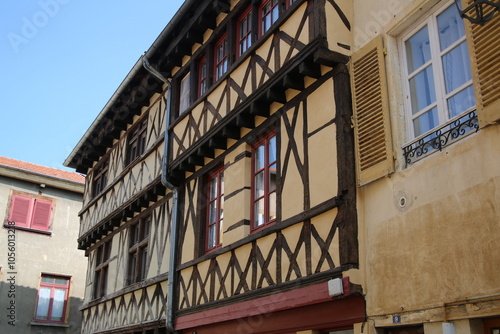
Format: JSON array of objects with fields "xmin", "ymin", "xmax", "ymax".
[
  {"xmin": 55, "ymin": 278, "xmax": 68, "ymax": 285},
  {"xmin": 255, "ymin": 145, "xmax": 265, "ymax": 170},
  {"xmin": 209, "ymin": 177, "xmax": 218, "ymax": 200},
  {"xmin": 208, "ymin": 224, "xmax": 216, "ymax": 249},
  {"xmin": 51, "ymin": 288, "xmax": 66, "ymax": 321},
  {"xmin": 254, "ymin": 198, "xmax": 265, "ymax": 227},
  {"xmin": 405, "ymin": 26, "xmax": 431, "ymax": 73},
  {"xmin": 255, "ymin": 171, "xmax": 265, "ymax": 198},
  {"xmin": 179, "ymin": 73, "xmax": 191, "ymax": 114},
  {"xmin": 413, "ymin": 107, "xmax": 439, "ymax": 137},
  {"xmin": 220, "ymin": 196, "xmax": 224, "ymax": 222},
  {"xmin": 269, "ymin": 163, "xmax": 277, "ymax": 191},
  {"xmin": 209, "ymin": 201, "xmax": 218, "ymax": 223},
  {"xmin": 268, "ymin": 192, "xmax": 277, "ymax": 222},
  {"xmin": 409, "ymin": 65, "xmax": 436, "ymax": 114},
  {"xmin": 220, "ymin": 173, "xmax": 224, "ymax": 194},
  {"xmin": 442, "ymin": 42, "xmax": 472, "ymax": 93},
  {"xmin": 36, "ymin": 287, "xmax": 51, "ymax": 319},
  {"xmin": 447, "ymin": 85, "xmax": 475, "ymax": 118},
  {"xmin": 269, "ymin": 136, "xmax": 276, "ymax": 163},
  {"xmin": 437, "ymin": 4, "xmax": 465, "ymax": 51},
  {"xmin": 41, "ymin": 277, "xmax": 54, "ymax": 284},
  {"xmin": 140, "ymin": 249, "xmax": 148, "ymax": 279}
]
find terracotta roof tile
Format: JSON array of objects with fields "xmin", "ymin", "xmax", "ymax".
[{"xmin": 0, "ymin": 156, "xmax": 85, "ymax": 184}]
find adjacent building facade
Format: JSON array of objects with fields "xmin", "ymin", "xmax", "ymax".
[
  {"xmin": 65, "ymin": 0, "xmax": 499, "ymax": 333},
  {"xmin": 0, "ymin": 156, "xmax": 86, "ymax": 333}
]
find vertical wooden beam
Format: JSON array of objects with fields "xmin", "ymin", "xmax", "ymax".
[
  {"xmin": 308, "ymin": 0, "xmax": 328, "ymax": 47},
  {"xmin": 333, "ymin": 64, "xmax": 358, "ymax": 266}
]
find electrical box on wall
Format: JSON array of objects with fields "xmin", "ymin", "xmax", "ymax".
[{"xmin": 328, "ymin": 278, "xmax": 344, "ymax": 297}]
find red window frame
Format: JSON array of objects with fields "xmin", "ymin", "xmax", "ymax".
[
  {"xmin": 127, "ymin": 216, "xmax": 150, "ymax": 285},
  {"xmin": 259, "ymin": 0, "xmax": 280, "ymax": 36},
  {"xmin": 214, "ymin": 34, "xmax": 229, "ymax": 81},
  {"xmin": 236, "ymin": 7, "xmax": 253, "ymax": 58},
  {"xmin": 34, "ymin": 274, "xmax": 70, "ymax": 323},
  {"xmin": 251, "ymin": 131, "xmax": 277, "ymax": 231},
  {"xmin": 7, "ymin": 193, "xmax": 53, "ymax": 232},
  {"xmin": 198, "ymin": 57, "xmax": 208, "ymax": 97},
  {"xmin": 206, "ymin": 167, "xmax": 224, "ymax": 252}
]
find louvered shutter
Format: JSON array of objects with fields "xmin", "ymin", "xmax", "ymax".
[
  {"xmin": 351, "ymin": 35, "xmax": 393, "ymax": 186},
  {"xmin": 31, "ymin": 199, "xmax": 52, "ymax": 231},
  {"xmin": 462, "ymin": 0, "xmax": 500, "ymax": 127},
  {"xmin": 8, "ymin": 195, "xmax": 33, "ymax": 228}
]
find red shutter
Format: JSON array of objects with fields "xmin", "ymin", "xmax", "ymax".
[
  {"xmin": 8, "ymin": 195, "xmax": 33, "ymax": 228},
  {"xmin": 31, "ymin": 200, "xmax": 52, "ymax": 231}
]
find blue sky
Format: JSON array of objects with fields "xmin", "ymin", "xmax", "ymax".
[{"xmin": 0, "ymin": 0, "xmax": 184, "ymax": 171}]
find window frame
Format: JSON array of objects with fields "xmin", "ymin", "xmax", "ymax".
[
  {"xmin": 127, "ymin": 216, "xmax": 150, "ymax": 285},
  {"xmin": 127, "ymin": 117, "xmax": 148, "ymax": 165},
  {"xmin": 5, "ymin": 191, "xmax": 54, "ymax": 233},
  {"xmin": 179, "ymin": 71, "xmax": 192, "ymax": 114},
  {"xmin": 198, "ymin": 56, "xmax": 208, "ymax": 97},
  {"xmin": 399, "ymin": 0, "xmax": 475, "ymax": 141},
  {"xmin": 236, "ymin": 7, "xmax": 253, "ymax": 58},
  {"xmin": 34, "ymin": 274, "xmax": 70, "ymax": 324},
  {"xmin": 205, "ymin": 166, "xmax": 225, "ymax": 253},
  {"xmin": 259, "ymin": 0, "xmax": 280, "ymax": 37},
  {"xmin": 92, "ymin": 159, "xmax": 108, "ymax": 197},
  {"xmin": 251, "ymin": 130, "xmax": 277, "ymax": 232},
  {"xmin": 214, "ymin": 33, "xmax": 229, "ymax": 81},
  {"xmin": 93, "ymin": 240, "xmax": 112, "ymax": 299}
]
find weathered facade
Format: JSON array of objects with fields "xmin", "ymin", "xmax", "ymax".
[
  {"xmin": 65, "ymin": 0, "xmax": 500, "ymax": 333},
  {"xmin": 0, "ymin": 157, "xmax": 86, "ymax": 333},
  {"xmin": 350, "ymin": 1, "xmax": 500, "ymax": 334}
]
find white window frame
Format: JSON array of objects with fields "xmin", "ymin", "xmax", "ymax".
[{"xmin": 399, "ymin": 0, "xmax": 475, "ymax": 141}]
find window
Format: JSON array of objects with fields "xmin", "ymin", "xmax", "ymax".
[
  {"xmin": 179, "ymin": 72, "xmax": 191, "ymax": 114},
  {"xmin": 127, "ymin": 216, "xmax": 150, "ymax": 285},
  {"xmin": 237, "ymin": 8, "xmax": 253, "ymax": 57},
  {"xmin": 6, "ymin": 192, "xmax": 53, "ymax": 232},
  {"xmin": 287, "ymin": 0, "xmax": 297, "ymax": 8},
  {"xmin": 93, "ymin": 240, "xmax": 111, "ymax": 299},
  {"xmin": 34, "ymin": 275, "xmax": 70, "ymax": 323},
  {"xmin": 252, "ymin": 131, "xmax": 277, "ymax": 230},
  {"xmin": 260, "ymin": 0, "xmax": 280, "ymax": 36},
  {"xmin": 215, "ymin": 34, "xmax": 229, "ymax": 81},
  {"xmin": 401, "ymin": 1, "xmax": 475, "ymax": 139},
  {"xmin": 206, "ymin": 167, "xmax": 224, "ymax": 252},
  {"xmin": 92, "ymin": 159, "xmax": 108, "ymax": 197},
  {"xmin": 127, "ymin": 118, "xmax": 148, "ymax": 164},
  {"xmin": 198, "ymin": 57, "xmax": 208, "ymax": 97}
]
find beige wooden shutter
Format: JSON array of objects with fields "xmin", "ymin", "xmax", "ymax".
[
  {"xmin": 351, "ymin": 35, "xmax": 393, "ymax": 186},
  {"xmin": 462, "ymin": 0, "xmax": 500, "ymax": 127}
]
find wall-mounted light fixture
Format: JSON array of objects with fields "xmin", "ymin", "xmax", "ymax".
[{"xmin": 454, "ymin": 0, "xmax": 500, "ymax": 25}]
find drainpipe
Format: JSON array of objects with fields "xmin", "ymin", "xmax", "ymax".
[{"xmin": 142, "ymin": 56, "xmax": 178, "ymax": 334}]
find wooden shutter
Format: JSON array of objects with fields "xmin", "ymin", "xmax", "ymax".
[
  {"xmin": 8, "ymin": 195, "xmax": 33, "ymax": 228},
  {"xmin": 351, "ymin": 35, "xmax": 393, "ymax": 186},
  {"xmin": 462, "ymin": 0, "xmax": 500, "ymax": 127},
  {"xmin": 31, "ymin": 199, "xmax": 52, "ymax": 231}
]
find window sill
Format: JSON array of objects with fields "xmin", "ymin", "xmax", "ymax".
[
  {"xmin": 402, "ymin": 109, "xmax": 478, "ymax": 166},
  {"xmin": 30, "ymin": 321, "xmax": 70, "ymax": 328},
  {"xmin": 3, "ymin": 223, "xmax": 51, "ymax": 236}
]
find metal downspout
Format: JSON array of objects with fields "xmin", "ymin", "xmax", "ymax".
[{"xmin": 142, "ymin": 57, "xmax": 178, "ymax": 333}]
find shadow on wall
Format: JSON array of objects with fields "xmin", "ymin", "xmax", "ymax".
[{"xmin": 0, "ymin": 282, "xmax": 83, "ymax": 334}]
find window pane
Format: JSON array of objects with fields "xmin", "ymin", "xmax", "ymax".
[
  {"xmin": 128, "ymin": 253, "xmax": 137, "ymax": 283},
  {"xmin": 140, "ymin": 249, "xmax": 148, "ymax": 280},
  {"xmin": 209, "ymin": 201, "xmax": 218, "ymax": 223},
  {"xmin": 405, "ymin": 26, "xmax": 431, "ymax": 73},
  {"xmin": 36, "ymin": 287, "xmax": 51, "ymax": 319},
  {"xmin": 51, "ymin": 288, "xmax": 66, "ymax": 321},
  {"xmin": 447, "ymin": 85, "xmax": 475, "ymax": 118},
  {"xmin": 41, "ymin": 276, "xmax": 54, "ymax": 284},
  {"xmin": 409, "ymin": 65, "xmax": 436, "ymax": 114},
  {"xmin": 220, "ymin": 196, "xmax": 224, "ymax": 222},
  {"xmin": 55, "ymin": 278, "xmax": 68, "ymax": 285},
  {"xmin": 413, "ymin": 107, "xmax": 439, "ymax": 137},
  {"xmin": 269, "ymin": 136, "xmax": 276, "ymax": 163},
  {"xmin": 268, "ymin": 191, "xmax": 276, "ymax": 222},
  {"xmin": 208, "ymin": 224, "xmax": 216, "ymax": 249},
  {"xmin": 179, "ymin": 73, "xmax": 191, "ymax": 114},
  {"xmin": 209, "ymin": 177, "xmax": 218, "ymax": 200},
  {"xmin": 269, "ymin": 163, "xmax": 277, "ymax": 191},
  {"xmin": 442, "ymin": 42, "xmax": 472, "ymax": 93},
  {"xmin": 254, "ymin": 198, "xmax": 265, "ymax": 227},
  {"xmin": 255, "ymin": 171, "xmax": 265, "ymax": 198},
  {"xmin": 437, "ymin": 4, "xmax": 465, "ymax": 51},
  {"xmin": 255, "ymin": 145, "xmax": 265, "ymax": 170}
]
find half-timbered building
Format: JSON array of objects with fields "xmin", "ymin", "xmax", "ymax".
[{"xmin": 65, "ymin": 0, "xmax": 365, "ymax": 333}]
